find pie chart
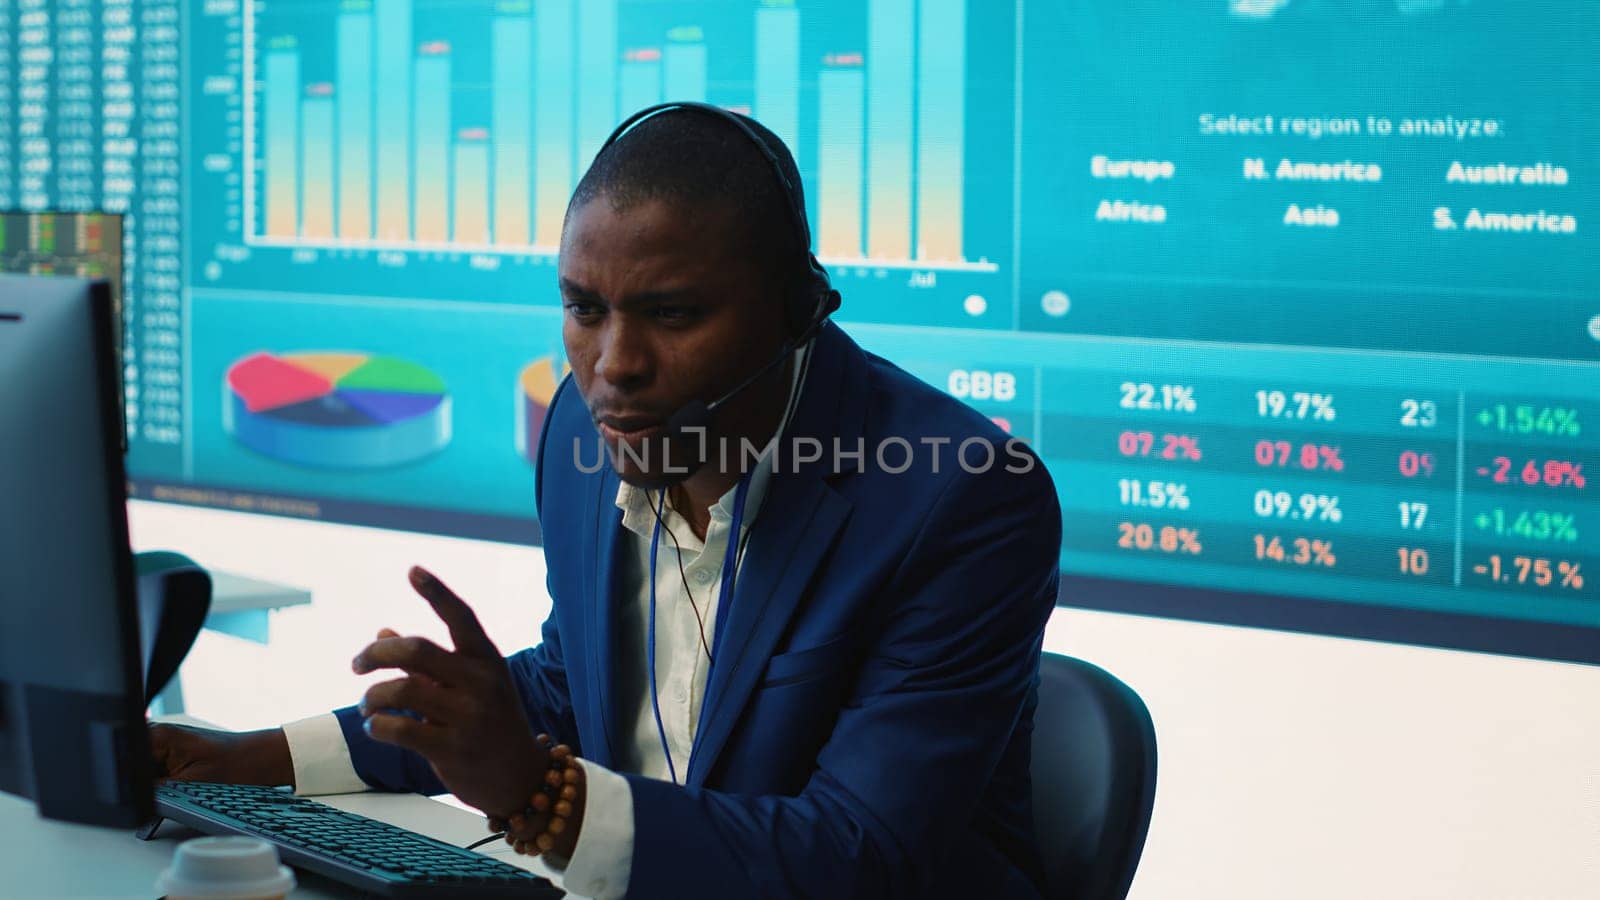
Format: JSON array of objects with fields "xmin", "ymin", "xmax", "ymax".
[
  {"xmin": 516, "ymin": 356, "xmax": 569, "ymax": 465},
  {"xmin": 223, "ymin": 351, "xmax": 452, "ymax": 468}
]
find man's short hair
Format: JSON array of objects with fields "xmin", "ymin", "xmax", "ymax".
[{"xmin": 566, "ymin": 109, "xmax": 811, "ymax": 296}]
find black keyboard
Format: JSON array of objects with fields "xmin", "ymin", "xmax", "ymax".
[{"xmin": 150, "ymin": 781, "xmax": 561, "ymax": 898}]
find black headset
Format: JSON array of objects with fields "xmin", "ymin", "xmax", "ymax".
[{"xmin": 598, "ymin": 103, "xmax": 842, "ymax": 434}]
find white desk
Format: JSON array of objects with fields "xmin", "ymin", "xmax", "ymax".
[
  {"xmin": 0, "ymin": 790, "xmax": 551, "ymax": 898},
  {"xmin": 206, "ymin": 570, "xmax": 314, "ymax": 637},
  {"xmin": 154, "ymin": 569, "xmax": 314, "ymax": 715}
]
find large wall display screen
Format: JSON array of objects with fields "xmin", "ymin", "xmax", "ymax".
[{"xmin": 2, "ymin": 0, "xmax": 1593, "ymax": 661}]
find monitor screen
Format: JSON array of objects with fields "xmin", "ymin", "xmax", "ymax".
[
  {"xmin": 2, "ymin": 0, "xmax": 1593, "ymax": 662},
  {"xmin": 0, "ymin": 274, "xmax": 153, "ymax": 826}
]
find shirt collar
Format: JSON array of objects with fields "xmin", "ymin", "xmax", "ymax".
[{"xmin": 615, "ymin": 342, "xmax": 811, "ymax": 542}]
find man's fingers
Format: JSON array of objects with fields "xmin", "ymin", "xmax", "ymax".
[
  {"xmin": 409, "ymin": 566, "xmax": 500, "ymax": 659},
  {"xmin": 148, "ymin": 725, "xmax": 173, "ymax": 771},
  {"xmin": 362, "ymin": 711, "xmax": 448, "ymax": 757},
  {"xmin": 352, "ymin": 634, "xmax": 466, "ymax": 683},
  {"xmin": 360, "ymin": 676, "xmax": 457, "ymax": 726}
]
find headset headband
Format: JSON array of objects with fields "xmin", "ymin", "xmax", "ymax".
[
  {"xmin": 600, "ymin": 102, "xmax": 802, "ymax": 224},
  {"xmin": 597, "ymin": 102, "xmax": 838, "ymax": 325}
]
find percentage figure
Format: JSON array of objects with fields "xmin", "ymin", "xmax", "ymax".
[
  {"xmin": 1253, "ymin": 535, "xmax": 1338, "ymax": 568},
  {"xmin": 1253, "ymin": 490, "xmax": 1343, "ymax": 523},
  {"xmin": 1473, "ymin": 509, "xmax": 1581, "ymax": 544},
  {"xmin": 1398, "ymin": 451, "xmax": 1438, "ymax": 478},
  {"xmin": 1117, "ymin": 522, "xmax": 1203, "ymax": 555},
  {"xmin": 1474, "ymin": 556, "xmax": 1587, "ymax": 591},
  {"xmin": 1118, "ymin": 480, "xmax": 1191, "ymax": 511},
  {"xmin": 1475, "ymin": 404, "xmax": 1582, "ymax": 438},
  {"xmin": 1480, "ymin": 456, "xmax": 1588, "ymax": 490},
  {"xmin": 1256, "ymin": 390, "xmax": 1337, "ymax": 421},
  {"xmin": 1119, "ymin": 431, "xmax": 1203, "ymax": 461},
  {"xmin": 1120, "ymin": 383, "xmax": 1199, "ymax": 413},
  {"xmin": 1254, "ymin": 440, "xmax": 1345, "ymax": 471}
]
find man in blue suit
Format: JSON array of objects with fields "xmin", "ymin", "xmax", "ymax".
[{"xmin": 152, "ymin": 107, "xmax": 1062, "ymax": 899}]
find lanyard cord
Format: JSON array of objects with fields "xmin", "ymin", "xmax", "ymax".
[
  {"xmin": 648, "ymin": 494, "xmax": 716, "ymax": 662},
  {"xmin": 646, "ymin": 492, "xmax": 678, "ymax": 785},
  {"xmin": 646, "ymin": 475, "xmax": 752, "ymax": 785}
]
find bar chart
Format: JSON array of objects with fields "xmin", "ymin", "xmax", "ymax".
[{"xmin": 241, "ymin": 0, "xmax": 1008, "ymax": 275}]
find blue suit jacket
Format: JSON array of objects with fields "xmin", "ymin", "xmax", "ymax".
[{"xmin": 335, "ymin": 323, "xmax": 1063, "ymax": 899}]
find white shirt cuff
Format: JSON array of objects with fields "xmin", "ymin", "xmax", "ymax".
[
  {"xmin": 281, "ymin": 713, "xmax": 369, "ymax": 796},
  {"xmin": 528, "ymin": 758, "xmax": 634, "ymax": 900}
]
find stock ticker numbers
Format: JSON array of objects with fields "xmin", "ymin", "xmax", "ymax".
[
  {"xmin": 0, "ymin": 0, "xmax": 185, "ymax": 468},
  {"xmin": 1458, "ymin": 396, "xmax": 1596, "ymax": 602},
  {"xmin": 1042, "ymin": 373, "xmax": 1598, "ymax": 608}
]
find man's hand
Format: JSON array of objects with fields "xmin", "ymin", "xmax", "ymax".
[
  {"xmin": 353, "ymin": 566, "xmax": 549, "ymax": 819},
  {"xmin": 149, "ymin": 724, "xmax": 296, "ymax": 788}
]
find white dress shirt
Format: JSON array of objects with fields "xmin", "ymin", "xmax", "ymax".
[{"xmin": 283, "ymin": 347, "xmax": 808, "ymax": 900}]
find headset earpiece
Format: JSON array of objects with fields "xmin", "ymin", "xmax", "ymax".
[{"xmin": 786, "ymin": 253, "xmax": 833, "ymax": 339}]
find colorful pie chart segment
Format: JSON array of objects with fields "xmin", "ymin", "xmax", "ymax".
[
  {"xmin": 517, "ymin": 356, "xmax": 569, "ymax": 465},
  {"xmin": 224, "ymin": 352, "xmax": 452, "ymax": 468}
]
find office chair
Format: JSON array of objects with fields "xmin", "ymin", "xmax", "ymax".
[
  {"xmin": 134, "ymin": 550, "xmax": 212, "ymax": 709},
  {"xmin": 1031, "ymin": 653, "xmax": 1158, "ymax": 900}
]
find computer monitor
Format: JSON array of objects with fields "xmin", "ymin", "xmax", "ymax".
[{"xmin": 0, "ymin": 273, "xmax": 153, "ymax": 826}]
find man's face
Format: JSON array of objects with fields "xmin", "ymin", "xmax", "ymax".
[{"xmin": 559, "ymin": 195, "xmax": 791, "ymax": 487}]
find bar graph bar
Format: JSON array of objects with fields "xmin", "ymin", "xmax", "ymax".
[
  {"xmin": 664, "ymin": 28, "xmax": 707, "ymax": 102},
  {"xmin": 917, "ymin": 0, "xmax": 965, "ymax": 262},
  {"xmin": 336, "ymin": 12, "xmax": 372, "ymax": 239},
  {"xmin": 247, "ymin": 0, "xmax": 997, "ymax": 273},
  {"xmin": 576, "ymin": 0, "xmax": 618, "ymax": 167},
  {"xmin": 621, "ymin": 48, "xmax": 663, "ymax": 115},
  {"xmin": 374, "ymin": 0, "xmax": 411, "ymax": 240},
  {"xmin": 492, "ymin": 14, "xmax": 533, "ymax": 246},
  {"xmin": 755, "ymin": 1, "xmax": 801, "ymax": 161},
  {"xmin": 867, "ymin": 0, "xmax": 914, "ymax": 261},
  {"xmin": 413, "ymin": 46, "xmax": 450, "ymax": 243},
  {"xmin": 264, "ymin": 47, "xmax": 299, "ymax": 238},
  {"xmin": 534, "ymin": 0, "xmax": 575, "ymax": 247},
  {"xmin": 301, "ymin": 89, "xmax": 335, "ymax": 239},
  {"xmin": 454, "ymin": 130, "xmax": 490, "ymax": 244},
  {"xmin": 818, "ymin": 57, "xmax": 865, "ymax": 259}
]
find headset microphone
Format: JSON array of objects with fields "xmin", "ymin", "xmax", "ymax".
[{"xmin": 663, "ymin": 290, "xmax": 838, "ymax": 438}]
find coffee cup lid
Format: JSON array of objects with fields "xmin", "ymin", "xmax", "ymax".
[{"xmin": 155, "ymin": 836, "xmax": 297, "ymax": 899}]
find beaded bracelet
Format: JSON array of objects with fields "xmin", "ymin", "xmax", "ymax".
[{"xmin": 488, "ymin": 733, "xmax": 583, "ymax": 857}]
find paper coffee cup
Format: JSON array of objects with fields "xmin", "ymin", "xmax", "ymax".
[{"xmin": 156, "ymin": 836, "xmax": 296, "ymax": 899}]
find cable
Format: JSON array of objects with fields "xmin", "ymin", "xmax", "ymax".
[
  {"xmin": 647, "ymin": 491, "xmax": 680, "ymax": 784},
  {"xmin": 649, "ymin": 488, "xmax": 715, "ymax": 664}
]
